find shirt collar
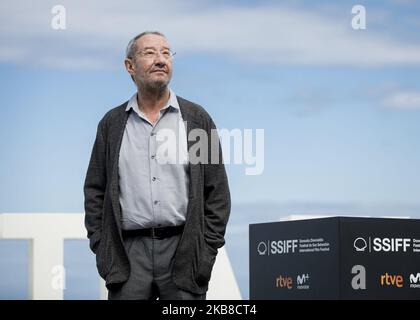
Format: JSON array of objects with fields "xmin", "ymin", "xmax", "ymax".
[{"xmin": 125, "ymin": 88, "xmax": 179, "ymax": 113}]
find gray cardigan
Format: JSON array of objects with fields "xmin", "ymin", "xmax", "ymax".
[{"xmin": 83, "ymin": 96, "xmax": 231, "ymax": 294}]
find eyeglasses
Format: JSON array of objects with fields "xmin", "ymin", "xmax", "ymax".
[{"xmin": 136, "ymin": 49, "xmax": 176, "ymax": 60}]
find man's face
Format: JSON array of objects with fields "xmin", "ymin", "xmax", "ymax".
[{"xmin": 125, "ymin": 34, "xmax": 173, "ymax": 90}]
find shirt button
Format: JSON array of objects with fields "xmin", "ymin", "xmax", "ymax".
[
  {"xmin": 152, "ymin": 177, "xmax": 156, "ymax": 181},
  {"xmin": 154, "ymin": 200, "xmax": 159, "ymax": 205},
  {"xmin": 151, "ymin": 155, "xmax": 155, "ymax": 159},
  {"xmin": 150, "ymin": 132, "xmax": 155, "ymax": 136}
]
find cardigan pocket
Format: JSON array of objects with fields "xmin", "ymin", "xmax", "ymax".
[
  {"xmin": 195, "ymin": 242, "xmax": 217, "ymax": 286},
  {"xmin": 95, "ymin": 232, "xmax": 110, "ymax": 280}
]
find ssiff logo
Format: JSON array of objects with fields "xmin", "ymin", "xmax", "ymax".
[
  {"xmin": 351, "ymin": 265, "xmax": 366, "ymax": 290},
  {"xmin": 354, "ymin": 237, "xmax": 411, "ymax": 253},
  {"xmin": 276, "ymin": 275, "xmax": 293, "ymax": 289},
  {"xmin": 257, "ymin": 240, "xmax": 298, "ymax": 255}
]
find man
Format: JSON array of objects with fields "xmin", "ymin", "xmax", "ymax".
[{"xmin": 83, "ymin": 31, "xmax": 231, "ymax": 300}]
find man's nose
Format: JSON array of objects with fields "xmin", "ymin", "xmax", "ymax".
[{"xmin": 154, "ymin": 60, "xmax": 166, "ymax": 68}]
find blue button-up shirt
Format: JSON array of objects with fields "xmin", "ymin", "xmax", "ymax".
[{"xmin": 118, "ymin": 89, "xmax": 189, "ymax": 230}]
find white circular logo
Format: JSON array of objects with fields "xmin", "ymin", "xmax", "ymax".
[
  {"xmin": 257, "ymin": 241, "xmax": 267, "ymax": 255},
  {"xmin": 354, "ymin": 237, "xmax": 367, "ymax": 252}
]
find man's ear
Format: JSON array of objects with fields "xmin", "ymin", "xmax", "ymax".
[{"xmin": 124, "ymin": 58, "xmax": 135, "ymax": 76}]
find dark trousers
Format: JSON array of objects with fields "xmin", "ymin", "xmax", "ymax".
[{"xmin": 108, "ymin": 233, "xmax": 206, "ymax": 300}]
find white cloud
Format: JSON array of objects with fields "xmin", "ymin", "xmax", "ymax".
[
  {"xmin": 2, "ymin": 0, "xmax": 420, "ymax": 69},
  {"xmin": 382, "ymin": 91, "xmax": 420, "ymax": 110}
]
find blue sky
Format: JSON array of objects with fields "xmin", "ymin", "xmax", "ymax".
[{"xmin": 1, "ymin": 0, "xmax": 420, "ymax": 299}]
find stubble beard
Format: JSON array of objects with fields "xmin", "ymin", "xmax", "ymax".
[
  {"xmin": 147, "ymin": 78, "xmax": 168, "ymax": 92},
  {"xmin": 139, "ymin": 74, "xmax": 170, "ymax": 95}
]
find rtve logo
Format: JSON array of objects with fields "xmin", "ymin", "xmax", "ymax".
[
  {"xmin": 380, "ymin": 273, "xmax": 404, "ymax": 288},
  {"xmin": 275, "ymin": 275, "xmax": 293, "ymax": 289},
  {"xmin": 353, "ymin": 237, "xmax": 411, "ymax": 253},
  {"xmin": 257, "ymin": 239, "xmax": 298, "ymax": 255}
]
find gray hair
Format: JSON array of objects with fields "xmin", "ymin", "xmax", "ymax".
[{"xmin": 125, "ymin": 31, "xmax": 166, "ymax": 59}]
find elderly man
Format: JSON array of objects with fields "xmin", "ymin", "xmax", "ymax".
[{"xmin": 83, "ymin": 31, "xmax": 231, "ymax": 300}]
